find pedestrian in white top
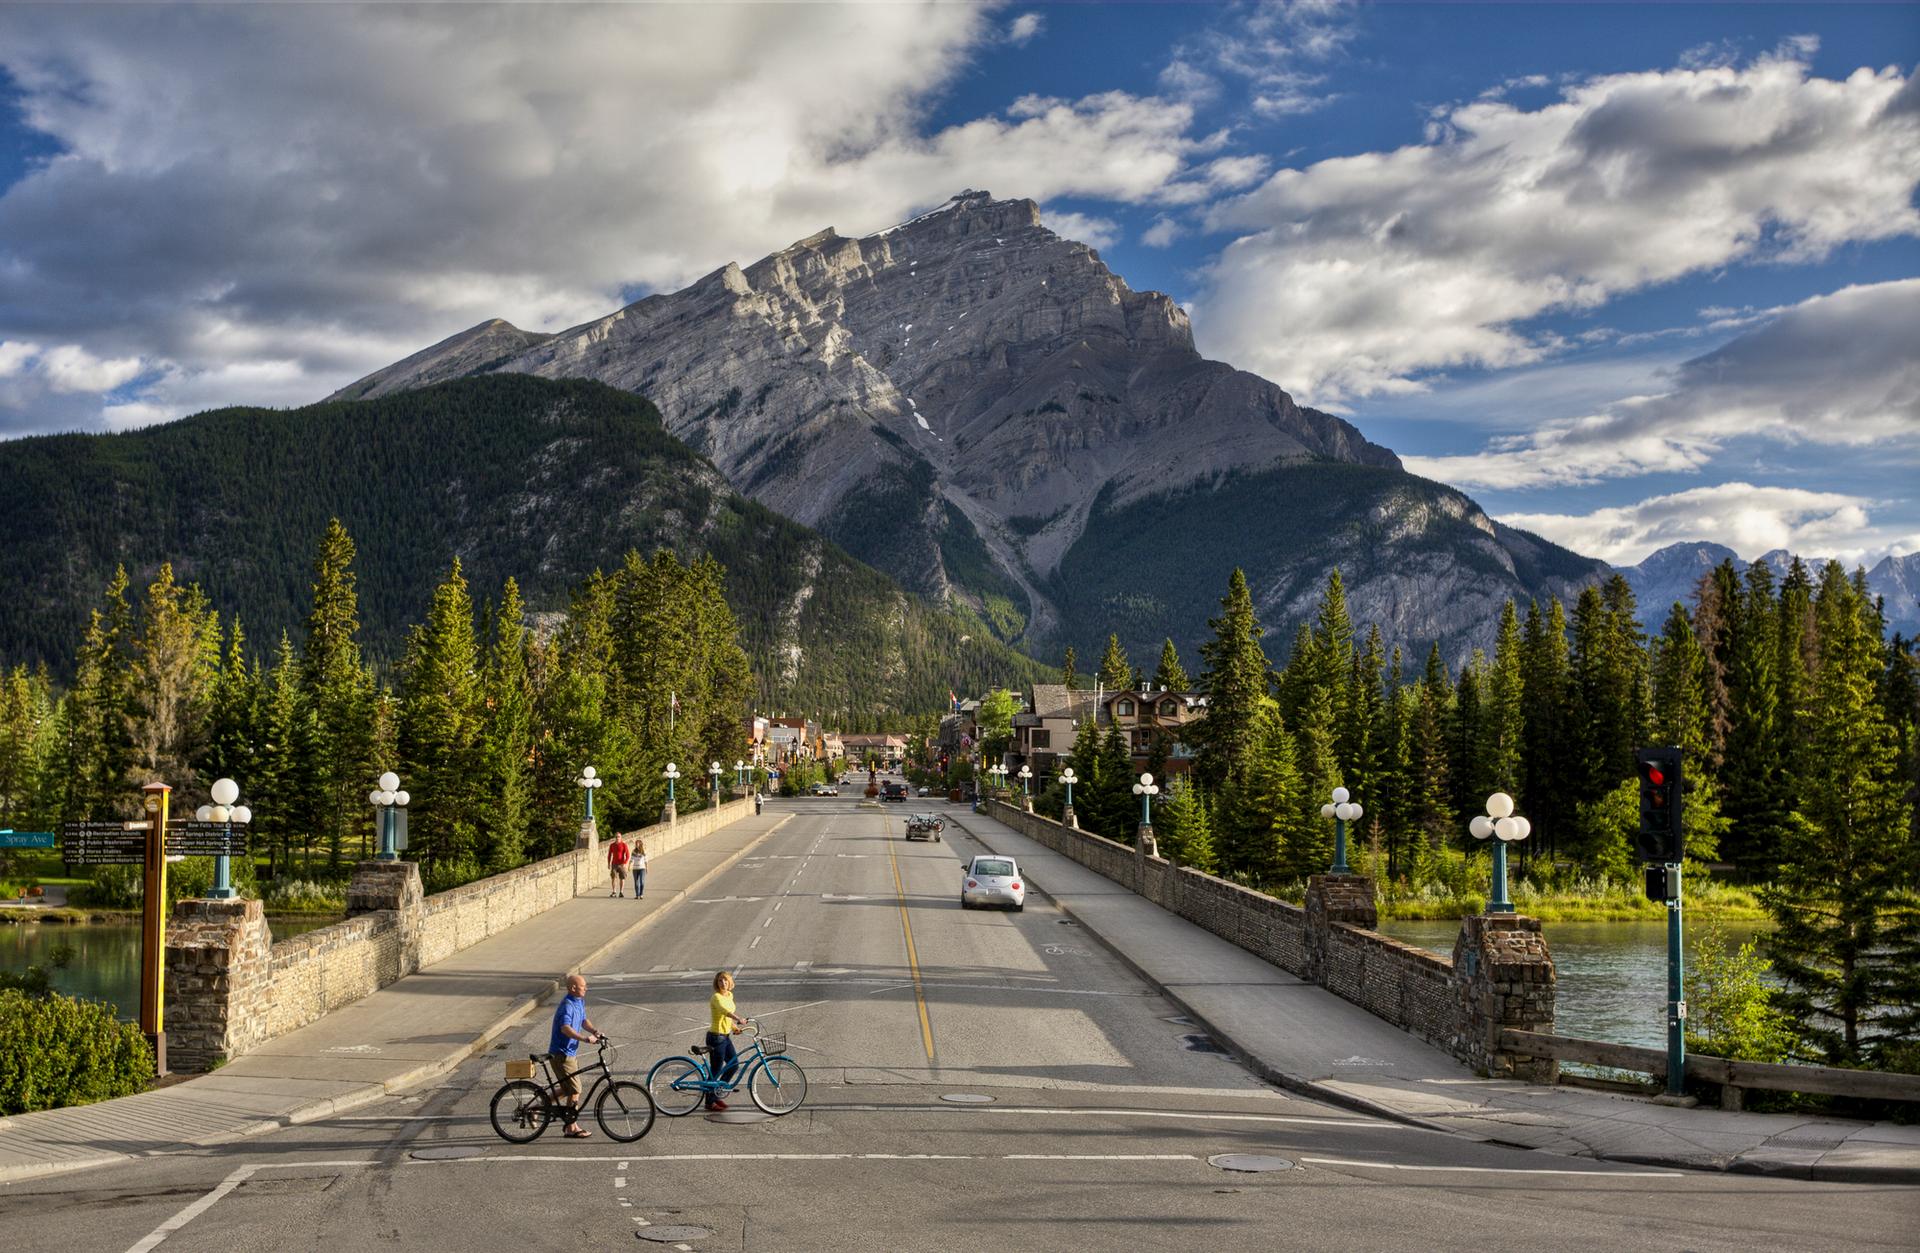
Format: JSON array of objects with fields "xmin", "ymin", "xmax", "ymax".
[{"xmin": 631, "ymin": 838, "xmax": 648, "ymax": 900}]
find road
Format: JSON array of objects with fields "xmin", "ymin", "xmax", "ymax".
[{"xmin": 3, "ymin": 800, "xmax": 1912, "ymax": 1251}]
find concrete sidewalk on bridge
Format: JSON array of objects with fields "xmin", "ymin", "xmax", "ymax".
[
  {"xmin": 0, "ymin": 811, "xmax": 790, "ymax": 1186},
  {"xmin": 951, "ymin": 806, "xmax": 1920, "ymax": 1185}
]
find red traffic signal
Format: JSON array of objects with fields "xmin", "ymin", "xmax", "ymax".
[{"xmin": 1635, "ymin": 747, "xmax": 1683, "ymax": 863}]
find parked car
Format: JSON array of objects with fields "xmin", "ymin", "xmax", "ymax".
[
  {"xmin": 961, "ymin": 856, "xmax": 1024, "ymax": 911},
  {"xmin": 917, "ymin": 786, "xmax": 930, "ymax": 796}
]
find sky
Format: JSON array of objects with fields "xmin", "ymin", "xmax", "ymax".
[{"xmin": 0, "ymin": 1, "xmax": 1914, "ymax": 568}]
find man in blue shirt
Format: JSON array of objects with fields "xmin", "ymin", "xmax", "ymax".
[{"xmin": 548, "ymin": 974, "xmax": 602, "ymax": 1138}]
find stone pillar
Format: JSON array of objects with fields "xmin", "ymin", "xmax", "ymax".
[
  {"xmin": 347, "ymin": 859, "xmax": 424, "ymax": 982},
  {"xmin": 662, "ymin": 800, "xmax": 677, "ymax": 827},
  {"xmin": 574, "ymin": 818, "xmax": 599, "ymax": 896},
  {"xmin": 165, "ymin": 898, "xmax": 272, "ymax": 1072},
  {"xmin": 1451, "ymin": 913, "xmax": 1557, "ymax": 1080},
  {"xmin": 1134, "ymin": 824, "xmax": 1159, "ymax": 890},
  {"xmin": 1062, "ymin": 804, "xmax": 1078, "ymax": 830},
  {"xmin": 1304, "ymin": 873, "xmax": 1377, "ymax": 984}
]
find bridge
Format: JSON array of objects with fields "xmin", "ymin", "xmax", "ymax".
[{"xmin": 1, "ymin": 798, "xmax": 1913, "ymax": 1250}]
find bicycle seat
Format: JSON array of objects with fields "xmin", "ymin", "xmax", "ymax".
[
  {"xmin": 527, "ymin": 1054, "xmax": 545, "ymax": 1064},
  {"xmin": 690, "ymin": 1045, "xmax": 710, "ymax": 1056}
]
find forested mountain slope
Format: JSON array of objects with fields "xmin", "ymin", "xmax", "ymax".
[{"xmin": 0, "ymin": 376, "xmax": 1044, "ymax": 721}]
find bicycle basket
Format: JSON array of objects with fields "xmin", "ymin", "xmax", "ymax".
[{"xmin": 760, "ymin": 1026, "xmax": 789, "ymax": 1055}]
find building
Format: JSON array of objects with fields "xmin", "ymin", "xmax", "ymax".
[
  {"xmin": 1004, "ymin": 684, "xmax": 1207, "ymax": 784},
  {"xmin": 840, "ymin": 733, "xmax": 908, "ymax": 766},
  {"xmin": 764, "ymin": 716, "xmax": 820, "ymax": 765},
  {"xmin": 1100, "ymin": 687, "xmax": 1206, "ymax": 776},
  {"xmin": 1010, "ymin": 684, "xmax": 1099, "ymax": 777}
]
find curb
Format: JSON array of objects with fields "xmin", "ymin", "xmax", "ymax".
[
  {"xmin": 0, "ymin": 815, "xmax": 792, "ymax": 1187},
  {"xmin": 949, "ymin": 809, "xmax": 1919, "ymax": 1186}
]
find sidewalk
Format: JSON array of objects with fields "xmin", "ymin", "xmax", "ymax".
[
  {"xmin": 950, "ymin": 806, "xmax": 1920, "ymax": 1185},
  {"xmin": 0, "ymin": 812, "xmax": 789, "ymax": 1185}
]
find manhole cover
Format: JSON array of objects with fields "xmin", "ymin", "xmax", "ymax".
[
  {"xmin": 940, "ymin": 1093, "xmax": 995, "ymax": 1104},
  {"xmin": 706, "ymin": 1109, "xmax": 773, "ymax": 1124},
  {"xmin": 410, "ymin": 1146, "xmax": 487, "ymax": 1160},
  {"xmin": 637, "ymin": 1226, "xmax": 713, "ymax": 1243},
  {"xmin": 1180, "ymin": 1034, "xmax": 1229, "ymax": 1055},
  {"xmin": 1208, "ymin": 1154, "xmax": 1295, "ymax": 1173}
]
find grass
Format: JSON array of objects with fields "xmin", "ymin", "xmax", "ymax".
[{"xmin": 1377, "ymin": 879, "xmax": 1767, "ymax": 922}]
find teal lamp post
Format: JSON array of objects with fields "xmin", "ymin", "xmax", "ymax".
[
  {"xmin": 367, "ymin": 771, "xmax": 408, "ymax": 860},
  {"xmin": 1469, "ymin": 792, "xmax": 1530, "ymax": 913},
  {"xmin": 1319, "ymin": 787, "xmax": 1362, "ymax": 874},
  {"xmin": 196, "ymin": 777, "xmax": 250, "ymax": 899},
  {"xmin": 575, "ymin": 765, "xmax": 602, "ymax": 821},
  {"xmin": 987, "ymin": 763, "xmax": 1007, "ymax": 794},
  {"xmin": 708, "ymin": 761, "xmax": 722, "ymax": 803},
  {"xmin": 1131, "ymin": 772, "xmax": 1159, "ymax": 825},
  {"xmin": 664, "ymin": 762, "xmax": 680, "ymax": 804},
  {"xmin": 1059, "ymin": 767, "xmax": 1077, "ymax": 810},
  {"xmin": 1017, "ymin": 764, "xmax": 1032, "ymax": 800},
  {"xmin": 735, "ymin": 760, "xmax": 746, "ymax": 794}
]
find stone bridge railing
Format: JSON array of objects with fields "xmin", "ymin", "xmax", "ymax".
[
  {"xmin": 163, "ymin": 798, "xmax": 753, "ymax": 1072},
  {"xmin": 984, "ymin": 799, "xmax": 1555, "ymax": 1080}
]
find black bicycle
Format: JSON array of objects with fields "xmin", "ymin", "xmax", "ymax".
[{"xmin": 489, "ymin": 1038, "xmax": 656, "ymax": 1143}]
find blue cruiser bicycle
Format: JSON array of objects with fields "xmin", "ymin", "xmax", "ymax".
[{"xmin": 646, "ymin": 1018, "xmax": 809, "ymax": 1116}]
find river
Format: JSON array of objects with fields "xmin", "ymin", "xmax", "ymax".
[
  {"xmin": 1, "ymin": 916, "xmax": 343, "ymax": 1020},
  {"xmin": 1376, "ymin": 917, "xmax": 1766, "ymax": 1049}
]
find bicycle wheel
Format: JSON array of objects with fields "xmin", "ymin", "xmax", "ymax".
[
  {"xmin": 647, "ymin": 1056, "xmax": 708, "ymax": 1117},
  {"xmin": 489, "ymin": 1080, "xmax": 552, "ymax": 1143},
  {"xmin": 596, "ymin": 1080, "xmax": 657, "ymax": 1143},
  {"xmin": 748, "ymin": 1056, "xmax": 809, "ymax": 1115}
]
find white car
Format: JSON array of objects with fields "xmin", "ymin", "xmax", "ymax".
[{"xmin": 961, "ymin": 855, "xmax": 1025, "ymax": 912}]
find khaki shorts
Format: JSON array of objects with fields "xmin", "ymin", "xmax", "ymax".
[{"xmin": 548, "ymin": 1052, "xmax": 581, "ymax": 1104}]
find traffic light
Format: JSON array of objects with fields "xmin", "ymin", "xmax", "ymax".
[{"xmin": 1634, "ymin": 746, "xmax": 1683, "ymax": 864}]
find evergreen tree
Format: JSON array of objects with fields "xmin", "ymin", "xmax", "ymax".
[
  {"xmin": 1407, "ymin": 645, "xmax": 1454, "ymax": 854},
  {"xmin": 1341, "ymin": 625, "xmax": 1386, "ymax": 808},
  {"xmin": 1061, "ymin": 646, "xmax": 1079, "ymax": 690},
  {"xmin": 1763, "ymin": 563, "xmax": 1918, "ymax": 1065},
  {"xmin": 1450, "ymin": 649, "xmax": 1486, "ymax": 826},
  {"xmin": 478, "ymin": 579, "xmax": 534, "ymax": 872},
  {"xmin": 1193, "ymin": 569, "xmax": 1270, "ymax": 790},
  {"xmin": 1479, "ymin": 603, "xmax": 1526, "ymax": 800},
  {"xmin": 124, "ymin": 563, "xmax": 220, "ymax": 797},
  {"xmin": 201, "ymin": 618, "xmax": 259, "ymax": 799},
  {"xmin": 1152, "ymin": 638, "xmax": 1190, "ymax": 692},
  {"xmin": 1097, "ymin": 634, "xmax": 1132, "ymax": 692},
  {"xmin": 253, "ymin": 634, "xmax": 316, "ymax": 876},
  {"xmin": 302, "ymin": 519, "xmax": 375, "ymax": 870},
  {"xmin": 1089, "ymin": 720, "xmax": 1137, "ymax": 841},
  {"xmin": 1520, "ymin": 599, "xmax": 1573, "ymax": 862},
  {"xmin": 1222, "ymin": 699, "xmax": 1310, "ymax": 881},
  {"xmin": 398, "ymin": 560, "xmax": 485, "ymax": 874},
  {"xmin": 1723, "ymin": 561, "xmax": 1790, "ymax": 874},
  {"xmin": 0, "ymin": 666, "xmax": 57, "ymax": 828},
  {"xmin": 62, "ymin": 569, "xmax": 135, "ymax": 819},
  {"xmin": 1156, "ymin": 776, "xmax": 1218, "ymax": 872}
]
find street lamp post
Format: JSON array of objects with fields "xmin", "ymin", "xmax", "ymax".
[
  {"xmin": 1131, "ymin": 772, "xmax": 1160, "ymax": 826},
  {"xmin": 663, "ymin": 762, "xmax": 680, "ymax": 822},
  {"xmin": 708, "ymin": 761, "xmax": 722, "ymax": 804},
  {"xmin": 986, "ymin": 763, "xmax": 1007, "ymax": 797},
  {"xmin": 1059, "ymin": 768, "xmax": 1079, "ymax": 828},
  {"xmin": 735, "ymin": 760, "xmax": 746, "ymax": 794},
  {"xmin": 1016, "ymin": 764, "xmax": 1033, "ymax": 810},
  {"xmin": 366, "ymin": 771, "xmax": 410, "ymax": 861},
  {"xmin": 1468, "ymin": 791, "xmax": 1531, "ymax": 914},
  {"xmin": 575, "ymin": 765, "xmax": 603, "ymax": 822},
  {"xmin": 196, "ymin": 777, "xmax": 252, "ymax": 900},
  {"xmin": 1318, "ymin": 787, "xmax": 1364, "ymax": 875}
]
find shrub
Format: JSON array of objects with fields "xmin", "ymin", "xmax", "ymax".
[
  {"xmin": 262, "ymin": 878, "xmax": 346, "ymax": 912},
  {"xmin": 0, "ymin": 988, "xmax": 155, "ymax": 1113},
  {"xmin": 1685, "ymin": 918, "xmax": 1796, "ymax": 1064}
]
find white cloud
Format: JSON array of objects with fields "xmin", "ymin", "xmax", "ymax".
[
  {"xmin": 37, "ymin": 343, "xmax": 143, "ymax": 394},
  {"xmin": 0, "ymin": 6, "xmax": 1215, "ymax": 434},
  {"xmin": 1042, "ymin": 210, "xmax": 1122, "ymax": 252},
  {"xmin": 1141, "ymin": 215, "xmax": 1183, "ymax": 248},
  {"xmin": 1008, "ymin": 13, "xmax": 1044, "ymax": 46},
  {"xmin": 1194, "ymin": 53, "xmax": 1920, "ymax": 404},
  {"xmin": 1162, "ymin": 0, "xmax": 1360, "ymax": 116},
  {"xmin": 1499, "ymin": 482, "xmax": 1914, "ymax": 567},
  {"xmin": 1402, "ymin": 279, "xmax": 1920, "ymax": 489}
]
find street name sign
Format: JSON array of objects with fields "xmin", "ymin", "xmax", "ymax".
[{"xmin": 0, "ymin": 830, "xmax": 56, "ymax": 849}]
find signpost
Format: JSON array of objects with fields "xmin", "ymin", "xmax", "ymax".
[
  {"xmin": 63, "ymin": 786, "xmax": 173, "ymax": 1072},
  {"xmin": 166, "ymin": 821, "xmax": 249, "ymax": 858},
  {"xmin": 0, "ymin": 830, "xmax": 56, "ymax": 849}
]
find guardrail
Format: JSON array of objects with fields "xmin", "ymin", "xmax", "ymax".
[{"xmin": 1498, "ymin": 1029, "xmax": 1920, "ymax": 1110}]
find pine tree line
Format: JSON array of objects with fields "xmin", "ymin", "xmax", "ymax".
[
  {"xmin": 0, "ymin": 520, "xmax": 752, "ymax": 893},
  {"xmin": 1074, "ymin": 561, "xmax": 1918, "ymax": 1069}
]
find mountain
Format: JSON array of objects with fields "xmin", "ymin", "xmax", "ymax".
[
  {"xmin": 337, "ymin": 190, "xmax": 1604, "ymax": 666},
  {"xmin": 0, "ymin": 375, "xmax": 1046, "ymax": 722},
  {"xmin": 1617, "ymin": 541, "xmax": 1920, "ymax": 637}
]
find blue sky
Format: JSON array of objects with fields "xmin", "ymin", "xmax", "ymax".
[{"xmin": 0, "ymin": 2, "xmax": 1914, "ymax": 566}]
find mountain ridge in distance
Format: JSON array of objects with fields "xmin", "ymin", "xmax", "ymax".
[{"xmin": 335, "ymin": 190, "xmax": 1607, "ymax": 668}]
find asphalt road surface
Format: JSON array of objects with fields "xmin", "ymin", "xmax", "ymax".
[{"xmin": 4, "ymin": 801, "xmax": 1914, "ymax": 1251}]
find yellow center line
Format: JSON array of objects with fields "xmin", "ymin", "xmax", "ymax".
[{"xmin": 883, "ymin": 813, "xmax": 937, "ymax": 1061}]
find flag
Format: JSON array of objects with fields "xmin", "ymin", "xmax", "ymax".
[
  {"xmin": 670, "ymin": 692, "xmax": 679, "ymax": 711},
  {"xmin": 948, "ymin": 689, "xmax": 958, "ymax": 711}
]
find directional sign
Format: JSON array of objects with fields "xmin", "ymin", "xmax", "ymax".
[
  {"xmin": 166, "ymin": 821, "xmax": 248, "ymax": 858},
  {"xmin": 0, "ymin": 830, "xmax": 56, "ymax": 849},
  {"xmin": 61, "ymin": 821, "xmax": 150, "ymax": 866}
]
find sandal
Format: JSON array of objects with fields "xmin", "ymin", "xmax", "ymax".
[{"xmin": 564, "ymin": 1127, "xmax": 592, "ymax": 1139}]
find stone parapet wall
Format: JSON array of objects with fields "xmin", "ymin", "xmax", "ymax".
[
  {"xmin": 983, "ymin": 799, "xmax": 1554, "ymax": 1077},
  {"xmin": 163, "ymin": 798, "xmax": 752, "ymax": 1071}
]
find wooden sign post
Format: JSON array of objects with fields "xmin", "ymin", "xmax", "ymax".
[{"xmin": 139, "ymin": 781, "xmax": 170, "ymax": 1074}]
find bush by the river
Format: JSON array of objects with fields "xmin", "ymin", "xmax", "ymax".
[{"xmin": 0, "ymin": 988, "xmax": 154, "ymax": 1113}]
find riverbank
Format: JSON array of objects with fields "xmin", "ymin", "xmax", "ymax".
[{"xmin": 0, "ymin": 906, "xmax": 346, "ymax": 926}]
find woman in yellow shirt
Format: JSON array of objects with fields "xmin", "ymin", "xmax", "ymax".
[{"xmin": 705, "ymin": 971, "xmax": 746, "ymax": 1111}]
